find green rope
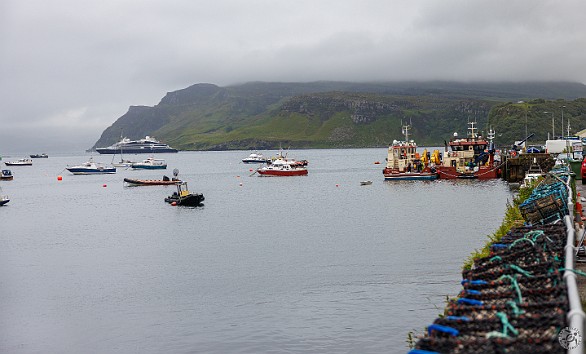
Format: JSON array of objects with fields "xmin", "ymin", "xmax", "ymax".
[
  {"xmin": 496, "ymin": 311, "xmax": 519, "ymax": 337},
  {"xmin": 506, "ymin": 301, "xmax": 525, "ymax": 317},
  {"xmin": 490, "ymin": 255, "xmax": 502, "ymax": 262},
  {"xmin": 525, "ymin": 230, "xmax": 544, "ymax": 241},
  {"xmin": 509, "ymin": 238, "xmax": 535, "ymax": 249},
  {"xmin": 499, "ymin": 275, "xmax": 523, "ymax": 304},
  {"xmin": 560, "ymin": 268, "xmax": 586, "ymax": 277},
  {"xmin": 485, "ymin": 312, "xmax": 520, "ymax": 338},
  {"xmin": 508, "ymin": 264, "xmax": 534, "ymax": 277},
  {"xmin": 486, "ymin": 331, "xmax": 511, "ymax": 339}
]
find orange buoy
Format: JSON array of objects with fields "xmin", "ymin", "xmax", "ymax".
[{"xmin": 57, "ymin": 175, "xmax": 62, "ymax": 181}]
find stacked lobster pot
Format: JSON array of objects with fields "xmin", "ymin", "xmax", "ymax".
[
  {"xmin": 519, "ymin": 176, "xmax": 569, "ymax": 225},
  {"xmin": 410, "ymin": 224, "xmax": 569, "ymax": 354}
]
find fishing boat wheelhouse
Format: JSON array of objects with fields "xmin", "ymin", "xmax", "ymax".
[
  {"xmin": 383, "ymin": 123, "xmax": 438, "ymax": 181},
  {"xmin": 436, "ymin": 122, "xmax": 500, "ymax": 179}
]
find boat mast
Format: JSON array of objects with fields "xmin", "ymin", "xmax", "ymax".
[
  {"xmin": 401, "ymin": 119, "xmax": 411, "ymax": 142},
  {"xmin": 468, "ymin": 120, "xmax": 478, "ymax": 140}
]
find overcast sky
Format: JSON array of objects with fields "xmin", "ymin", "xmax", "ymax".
[{"xmin": 1, "ymin": 0, "xmax": 585, "ymax": 153}]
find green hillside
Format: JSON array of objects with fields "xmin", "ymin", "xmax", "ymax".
[{"xmin": 91, "ymin": 81, "xmax": 586, "ymax": 151}]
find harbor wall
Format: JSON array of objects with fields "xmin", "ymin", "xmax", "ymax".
[{"xmin": 501, "ymin": 153, "xmax": 557, "ymax": 183}]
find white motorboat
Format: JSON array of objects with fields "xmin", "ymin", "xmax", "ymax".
[
  {"xmin": 131, "ymin": 157, "xmax": 167, "ymax": 170},
  {"xmin": 5, "ymin": 158, "xmax": 33, "ymax": 166},
  {"xmin": 66, "ymin": 158, "xmax": 116, "ymax": 175},
  {"xmin": 242, "ymin": 152, "xmax": 269, "ymax": 163}
]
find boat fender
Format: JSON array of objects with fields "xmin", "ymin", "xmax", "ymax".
[
  {"xmin": 461, "ymin": 279, "xmax": 488, "ymax": 286},
  {"xmin": 427, "ymin": 324, "xmax": 459, "ymax": 337},
  {"xmin": 457, "ymin": 298, "xmax": 483, "ymax": 306},
  {"xmin": 445, "ymin": 316, "xmax": 470, "ymax": 322}
]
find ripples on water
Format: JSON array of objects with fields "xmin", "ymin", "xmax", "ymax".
[{"xmin": 0, "ymin": 149, "xmax": 513, "ymax": 353}]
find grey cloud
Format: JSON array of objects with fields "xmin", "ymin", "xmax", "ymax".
[{"xmin": 1, "ymin": 0, "xmax": 586, "ymax": 153}]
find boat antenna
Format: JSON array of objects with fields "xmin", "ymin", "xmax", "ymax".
[
  {"xmin": 487, "ymin": 127, "xmax": 496, "ymax": 153},
  {"xmin": 401, "ymin": 119, "xmax": 411, "ymax": 142}
]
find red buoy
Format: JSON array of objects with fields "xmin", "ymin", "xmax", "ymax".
[
  {"xmin": 57, "ymin": 175, "xmax": 63, "ymax": 181},
  {"xmin": 171, "ymin": 202, "xmax": 177, "ymax": 206},
  {"xmin": 102, "ymin": 184, "xmax": 107, "ymax": 187}
]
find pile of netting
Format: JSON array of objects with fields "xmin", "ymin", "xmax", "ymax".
[
  {"xmin": 409, "ymin": 223, "xmax": 569, "ymax": 354},
  {"xmin": 519, "ymin": 174, "xmax": 569, "ymax": 225}
]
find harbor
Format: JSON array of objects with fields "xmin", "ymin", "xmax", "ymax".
[{"xmin": 0, "ymin": 149, "xmax": 513, "ymax": 353}]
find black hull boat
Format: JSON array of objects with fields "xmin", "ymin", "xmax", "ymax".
[
  {"xmin": 165, "ymin": 192, "xmax": 205, "ymax": 206},
  {"xmin": 164, "ymin": 181, "xmax": 204, "ymax": 206},
  {"xmin": 124, "ymin": 176, "xmax": 181, "ymax": 186}
]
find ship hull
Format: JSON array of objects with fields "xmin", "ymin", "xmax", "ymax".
[
  {"xmin": 383, "ymin": 166, "xmax": 438, "ymax": 181},
  {"xmin": 383, "ymin": 172, "xmax": 437, "ymax": 181},
  {"xmin": 96, "ymin": 147, "xmax": 178, "ymax": 154},
  {"xmin": 436, "ymin": 166, "xmax": 500, "ymax": 180},
  {"xmin": 66, "ymin": 168, "xmax": 116, "ymax": 175},
  {"xmin": 257, "ymin": 169, "xmax": 308, "ymax": 176}
]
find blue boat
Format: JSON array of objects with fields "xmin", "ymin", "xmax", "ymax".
[{"xmin": 66, "ymin": 158, "xmax": 116, "ymax": 175}]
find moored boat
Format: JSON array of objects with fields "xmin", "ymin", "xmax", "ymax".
[
  {"xmin": 66, "ymin": 158, "xmax": 116, "ymax": 175},
  {"xmin": 112, "ymin": 158, "xmax": 136, "ymax": 168},
  {"xmin": 383, "ymin": 123, "xmax": 438, "ymax": 181},
  {"xmin": 124, "ymin": 176, "xmax": 181, "ymax": 186},
  {"xmin": 0, "ymin": 186, "xmax": 10, "ymax": 205},
  {"xmin": 30, "ymin": 153, "xmax": 48, "ymax": 158},
  {"xmin": 242, "ymin": 152, "xmax": 269, "ymax": 163},
  {"xmin": 165, "ymin": 181, "xmax": 205, "ymax": 206},
  {"xmin": 436, "ymin": 123, "xmax": 501, "ymax": 179},
  {"xmin": 5, "ymin": 158, "xmax": 33, "ymax": 166},
  {"xmin": 1, "ymin": 169, "xmax": 14, "ymax": 181},
  {"xmin": 96, "ymin": 136, "xmax": 178, "ymax": 154},
  {"xmin": 131, "ymin": 157, "xmax": 167, "ymax": 170},
  {"xmin": 521, "ymin": 158, "xmax": 545, "ymax": 188},
  {"xmin": 257, "ymin": 157, "xmax": 308, "ymax": 176}
]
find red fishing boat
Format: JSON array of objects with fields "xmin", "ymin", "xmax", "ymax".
[
  {"xmin": 436, "ymin": 123, "xmax": 501, "ymax": 179},
  {"xmin": 256, "ymin": 157, "xmax": 308, "ymax": 177}
]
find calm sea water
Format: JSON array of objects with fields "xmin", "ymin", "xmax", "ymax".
[{"xmin": 0, "ymin": 149, "xmax": 513, "ymax": 354}]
